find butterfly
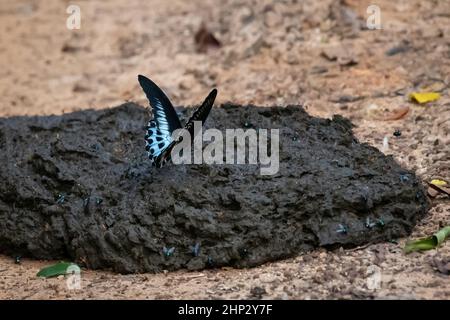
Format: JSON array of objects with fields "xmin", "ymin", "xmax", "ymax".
[{"xmin": 138, "ymin": 74, "xmax": 217, "ymax": 168}]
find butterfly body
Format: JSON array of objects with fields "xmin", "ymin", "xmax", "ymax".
[{"xmin": 138, "ymin": 75, "xmax": 217, "ymax": 168}]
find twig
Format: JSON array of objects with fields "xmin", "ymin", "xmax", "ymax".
[{"xmin": 347, "ymin": 243, "xmax": 373, "ymax": 252}]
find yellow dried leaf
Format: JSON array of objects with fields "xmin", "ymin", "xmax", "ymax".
[
  {"xmin": 410, "ymin": 92, "xmax": 440, "ymax": 104},
  {"xmin": 431, "ymin": 179, "xmax": 447, "ymax": 187}
]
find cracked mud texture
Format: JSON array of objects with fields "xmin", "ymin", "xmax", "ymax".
[{"xmin": 0, "ymin": 103, "xmax": 429, "ymax": 273}]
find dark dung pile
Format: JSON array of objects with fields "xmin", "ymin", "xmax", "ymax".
[{"xmin": 0, "ymin": 103, "xmax": 429, "ymax": 273}]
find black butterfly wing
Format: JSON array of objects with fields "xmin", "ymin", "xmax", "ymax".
[
  {"xmin": 184, "ymin": 89, "xmax": 217, "ymax": 137},
  {"xmin": 138, "ymin": 75, "xmax": 182, "ymax": 165},
  {"xmin": 138, "ymin": 75, "xmax": 182, "ymax": 134}
]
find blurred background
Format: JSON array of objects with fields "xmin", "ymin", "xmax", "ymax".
[{"xmin": 0, "ymin": 0, "xmax": 448, "ymax": 117}]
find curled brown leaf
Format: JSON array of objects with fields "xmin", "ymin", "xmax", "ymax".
[
  {"xmin": 383, "ymin": 106, "xmax": 409, "ymax": 121},
  {"xmin": 194, "ymin": 23, "xmax": 221, "ymax": 53}
]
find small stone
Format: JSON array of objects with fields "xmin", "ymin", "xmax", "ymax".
[
  {"xmin": 250, "ymin": 286, "xmax": 267, "ymax": 298},
  {"xmin": 264, "ymin": 11, "xmax": 282, "ymax": 28},
  {"xmin": 385, "ymin": 45, "xmax": 409, "ymax": 56},
  {"xmin": 286, "ymin": 52, "xmax": 299, "ymax": 65}
]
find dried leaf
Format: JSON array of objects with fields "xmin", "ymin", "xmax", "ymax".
[
  {"xmin": 428, "ymin": 182, "xmax": 450, "ymax": 197},
  {"xmin": 430, "ymin": 179, "xmax": 447, "ymax": 187},
  {"xmin": 432, "ymin": 256, "xmax": 450, "ymax": 275},
  {"xmin": 383, "ymin": 105, "xmax": 409, "ymax": 120},
  {"xmin": 427, "ymin": 187, "xmax": 439, "ymax": 198},
  {"xmin": 194, "ymin": 23, "xmax": 221, "ymax": 53},
  {"xmin": 410, "ymin": 92, "xmax": 440, "ymax": 104}
]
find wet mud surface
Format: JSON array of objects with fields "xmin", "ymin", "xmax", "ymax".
[{"xmin": 0, "ymin": 103, "xmax": 429, "ymax": 273}]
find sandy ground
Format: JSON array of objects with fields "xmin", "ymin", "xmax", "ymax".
[{"xmin": 0, "ymin": 0, "xmax": 449, "ymax": 299}]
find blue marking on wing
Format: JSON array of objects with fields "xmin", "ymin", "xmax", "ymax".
[{"xmin": 144, "ymin": 120, "xmax": 173, "ymax": 163}]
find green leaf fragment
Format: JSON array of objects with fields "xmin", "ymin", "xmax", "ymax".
[
  {"xmin": 405, "ymin": 226, "xmax": 450, "ymax": 254},
  {"xmin": 36, "ymin": 262, "xmax": 80, "ymax": 278}
]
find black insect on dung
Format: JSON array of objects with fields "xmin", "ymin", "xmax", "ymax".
[
  {"xmin": 365, "ymin": 217, "xmax": 376, "ymax": 229},
  {"xmin": 191, "ymin": 243, "xmax": 200, "ymax": 257},
  {"xmin": 361, "ymin": 193, "xmax": 368, "ymax": 203},
  {"xmin": 56, "ymin": 194, "xmax": 65, "ymax": 204},
  {"xmin": 336, "ymin": 224, "xmax": 348, "ymax": 234},
  {"xmin": 243, "ymin": 121, "xmax": 252, "ymax": 128},
  {"xmin": 83, "ymin": 197, "xmax": 94, "ymax": 215},
  {"xmin": 400, "ymin": 174, "xmax": 410, "ymax": 183},
  {"xmin": 239, "ymin": 248, "xmax": 249, "ymax": 257},
  {"xmin": 393, "ymin": 129, "xmax": 401, "ymax": 137},
  {"xmin": 163, "ymin": 246, "xmax": 175, "ymax": 258}
]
